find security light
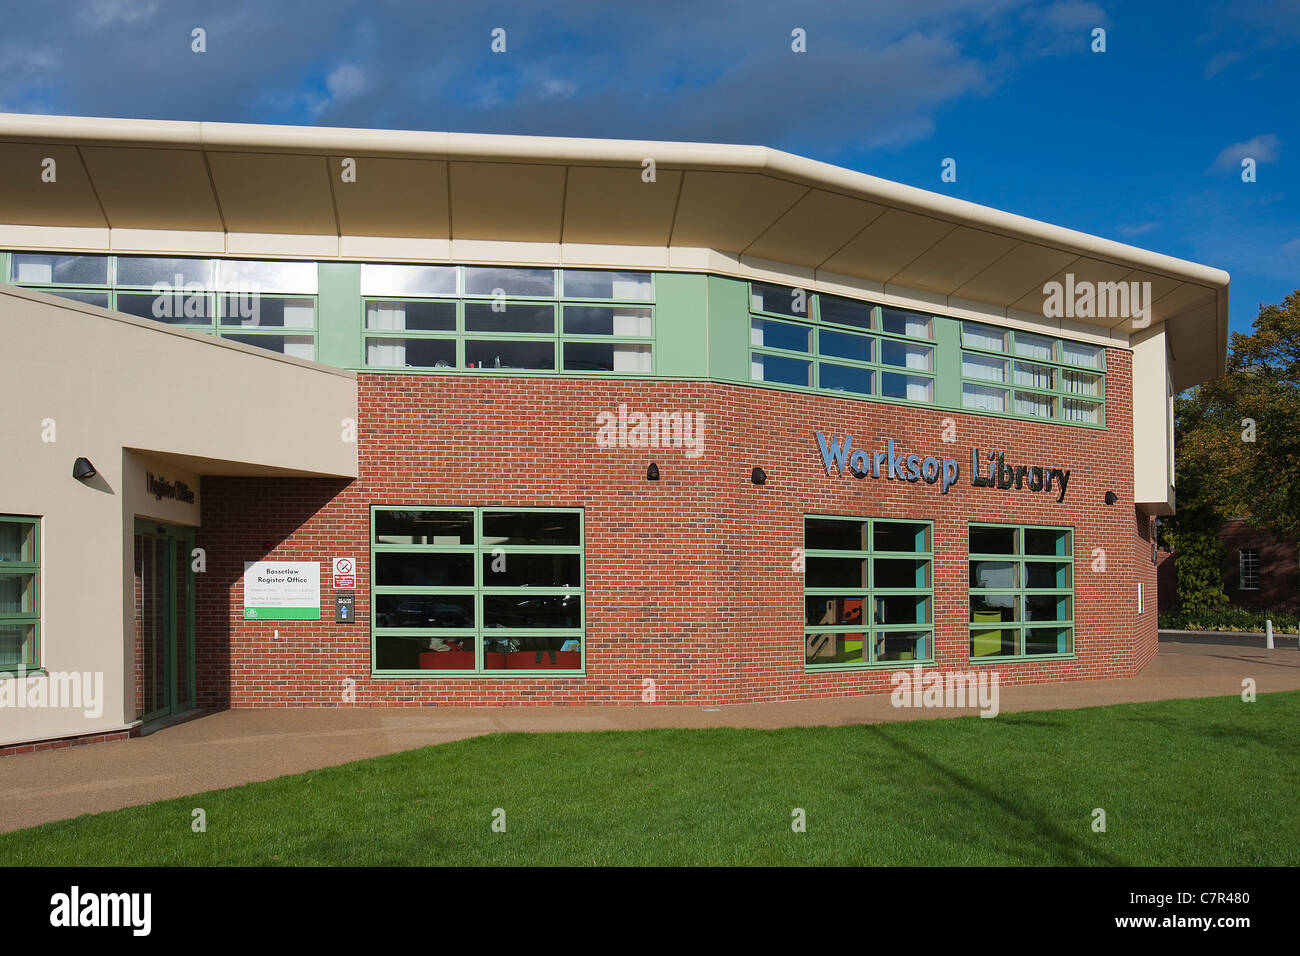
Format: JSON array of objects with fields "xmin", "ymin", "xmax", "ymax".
[
  {"xmin": 751, "ymin": 467, "xmax": 767, "ymax": 485},
  {"xmin": 646, "ymin": 462, "xmax": 660, "ymax": 481},
  {"xmin": 72, "ymin": 457, "xmax": 97, "ymax": 481},
  {"xmin": 1104, "ymin": 490, "xmax": 1119, "ymax": 505}
]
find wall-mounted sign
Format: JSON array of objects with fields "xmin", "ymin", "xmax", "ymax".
[
  {"xmin": 332, "ymin": 557, "xmax": 356, "ymax": 589},
  {"xmin": 146, "ymin": 471, "xmax": 196, "ymax": 504},
  {"xmin": 816, "ymin": 432, "xmax": 1072, "ymax": 502},
  {"xmin": 243, "ymin": 561, "xmax": 320, "ymax": 620},
  {"xmin": 335, "ymin": 591, "xmax": 355, "ymax": 624}
]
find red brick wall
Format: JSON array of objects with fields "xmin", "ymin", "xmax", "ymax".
[{"xmin": 196, "ymin": 349, "xmax": 1153, "ymax": 707}]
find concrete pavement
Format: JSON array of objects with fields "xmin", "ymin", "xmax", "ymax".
[{"xmin": 1, "ymin": 639, "xmax": 1297, "ymax": 834}]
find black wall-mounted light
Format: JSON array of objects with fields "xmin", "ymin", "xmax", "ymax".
[
  {"xmin": 1104, "ymin": 490, "xmax": 1119, "ymax": 505},
  {"xmin": 751, "ymin": 467, "xmax": 767, "ymax": 485},
  {"xmin": 72, "ymin": 457, "xmax": 97, "ymax": 481},
  {"xmin": 646, "ymin": 462, "xmax": 660, "ymax": 481}
]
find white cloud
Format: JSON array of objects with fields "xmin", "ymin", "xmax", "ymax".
[
  {"xmin": 80, "ymin": 0, "xmax": 160, "ymax": 29},
  {"xmin": 1212, "ymin": 133, "xmax": 1281, "ymax": 171},
  {"xmin": 1117, "ymin": 223, "xmax": 1158, "ymax": 238},
  {"xmin": 326, "ymin": 64, "xmax": 368, "ymax": 101},
  {"xmin": 1204, "ymin": 49, "xmax": 1245, "ymax": 78}
]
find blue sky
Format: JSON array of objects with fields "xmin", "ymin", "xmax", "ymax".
[{"xmin": 2, "ymin": 0, "xmax": 1296, "ymax": 335}]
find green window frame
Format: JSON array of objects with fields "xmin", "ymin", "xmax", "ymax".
[
  {"xmin": 360, "ymin": 266, "xmax": 655, "ymax": 375},
  {"xmin": 370, "ymin": 506, "xmax": 584, "ymax": 677},
  {"xmin": 968, "ymin": 523, "xmax": 1074, "ymax": 660},
  {"xmin": 959, "ymin": 321, "xmax": 1106, "ymax": 426},
  {"xmin": 0, "ymin": 515, "xmax": 40, "ymax": 673},
  {"xmin": 804, "ymin": 515, "xmax": 934, "ymax": 670},
  {"xmin": 6, "ymin": 253, "xmax": 320, "ymax": 361}
]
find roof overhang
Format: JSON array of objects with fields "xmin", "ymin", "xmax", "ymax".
[{"xmin": 0, "ymin": 112, "xmax": 1228, "ymax": 390}]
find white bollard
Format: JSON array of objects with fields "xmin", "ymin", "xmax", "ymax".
[{"xmin": 1265, "ymin": 619, "xmax": 1274, "ymax": 649}]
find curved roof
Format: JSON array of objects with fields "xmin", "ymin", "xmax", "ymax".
[{"xmin": 0, "ymin": 112, "xmax": 1227, "ymax": 389}]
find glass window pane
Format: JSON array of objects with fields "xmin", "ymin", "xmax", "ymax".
[
  {"xmin": 805, "ymin": 518, "xmax": 865, "ymax": 552},
  {"xmin": 482, "ymin": 553, "xmax": 581, "ymax": 588},
  {"xmin": 970, "ymin": 560, "xmax": 1017, "ymax": 589},
  {"xmin": 817, "ymin": 295, "xmax": 874, "ymax": 330},
  {"xmin": 874, "ymin": 522, "xmax": 928, "ymax": 553},
  {"xmin": 881, "ymin": 372, "xmax": 933, "ymax": 402},
  {"xmin": 482, "ymin": 511, "xmax": 580, "ymax": 546},
  {"xmin": 1026, "ymin": 561, "xmax": 1071, "ymax": 589},
  {"xmin": 11, "ymin": 253, "xmax": 108, "ymax": 285},
  {"xmin": 0, "ymin": 573, "xmax": 35, "ymax": 613},
  {"xmin": 970, "ymin": 592, "xmax": 1018, "ymax": 623},
  {"xmin": 484, "ymin": 594, "xmax": 580, "ymax": 628},
  {"xmin": 366, "ymin": 337, "xmax": 455, "ymax": 368},
  {"xmin": 875, "ymin": 594, "xmax": 928, "ymax": 625},
  {"xmin": 1025, "ymin": 593, "xmax": 1071, "ymax": 622},
  {"xmin": 0, "ymin": 625, "xmax": 34, "ymax": 669},
  {"xmin": 360, "ymin": 264, "xmax": 457, "ymax": 296},
  {"xmin": 962, "ymin": 353, "xmax": 1006, "ymax": 382},
  {"xmin": 375, "ymin": 552, "xmax": 474, "ymax": 587},
  {"xmin": 873, "ymin": 558, "xmax": 929, "ymax": 589},
  {"xmin": 805, "ymin": 595, "xmax": 866, "ymax": 628},
  {"xmin": 562, "ymin": 270, "xmax": 652, "ymax": 300},
  {"xmin": 970, "ymin": 525, "xmax": 1017, "ymax": 554},
  {"xmin": 819, "ymin": 329, "xmax": 872, "ymax": 363},
  {"xmin": 961, "ymin": 321, "xmax": 1006, "ymax": 352},
  {"xmin": 222, "ymin": 334, "xmax": 314, "ymax": 360},
  {"xmin": 805, "ymin": 630, "xmax": 867, "ymax": 665},
  {"xmin": 1061, "ymin": 369, "xmax": 1102, "ymax": 396},
  {"xmin": 881, "ymin": 340, "xmax": 933, "ymax": 371},
  {"xmin": 805, "ymin": 557, "xmax": 866, "ymax": 589},
  {"xmin": 1024, "ymin": 528, "xmax": 1070, "ymax": 556},
  {"xmin": 563, "ymin": 342, "xmax": 651, "ymax": 372},
  {"xmin": 751, "ymin": 318, "xmax": 810, "ymax": 352},
  {"xmin": 879, "ymin": 307, "xmax": 932, "ymax": 338},
  {"xmin": 875, "ymin": 630, "xmax": 927, "ymax": 662},
  {"xmin": 464, "ymin": 267, "xmax": 555, "ymax": 297},
  {"xmin": 116, "ymin": 291, "xmax": 212, "ymax": 325},
  {"xmin": 0, "ymin": 522, "xmax": 35, "ymax": 562},
  {"xmin": 1014, "ymin": 361, "xmax": 1055, "ymax": 389},
  {"xmin": 563, "ymin": 306, "xmax": 652, "ymax": 336},
  {"xmin": 374, "ymin": 510, "xmax": 474, "ymax": 546},
  {"xmin": 1025, "ymin": 626, "xmax": 1072, "ymax": 655},
  {"xmin": 961, "ymin": 383, "xmax": 1007, "ymax": 412},
  {"xmin": 750, "ymin": 282, "xmax": 807, "ymax": 318},
  {"xmin": 465, "ymin": 302, "xmax": 554, "ymax": 334},
  {"xmin": 752, "ymin": 353, "xmax": 811, "ymax": 387},
  {"xmin": 1015, "ymin": 391, "xmax": 1055, "ymax": 418},
  {"xmin": 464, "ymin": 340, "xmax": 554, "ymax": 370},
  {"xmin": 43, "ymin": 290, "xmax": 110, "ymax": 307},
  {"xmin": 366, "ymin": 300, "xmax": 456, "ymax": 331},
  {"xmin": 971, "ymin": 627, "xmax": 1017, "ymax": 658},
  {"xmin": 217, "ymin": 259, "xmax": 317, "ymax": 294},
  {"xmin": 818, "ymin": 363, "xmax": 873, "ymax": 395},
  {"xmin": 1062, "ymin": 398, "xmax": 1102, "ymax": 424},
  {"xmin": 1013, "ymin": 331, "xmax": 1054, "ymax": 360},
  {"xmin": 220, "ymin": 296, "xmax": 314, "ymax": 329},
  {"xmin": 375, "ymin": 595, "xmax": 474, "ymax": 629},
  {"xmin": 1061, "ymin": 340, "xmax": 1105, "ymax": 369},
  {"xmin": 116, "ymin": 257, "xmax": 213, "ymax": 288}
]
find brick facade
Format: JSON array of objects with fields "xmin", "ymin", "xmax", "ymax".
[{"xmin": 196, "ymin": 348, "xmax": 1157, "ymax": 707}]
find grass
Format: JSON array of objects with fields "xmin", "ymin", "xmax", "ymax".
[{"xmin": 2, "ymin": 692, "xmax": 1298, "ymax": 866}]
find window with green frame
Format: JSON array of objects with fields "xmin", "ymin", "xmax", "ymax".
[
  {"xmin": 804, "ymin": 516, "xmax": 933, "ymax": 668},
  {"xmin": 370, "ymin": 506, "xmax": 584, "ymax": 675},
  {"xmin": 960, "ymin": 321, "xmax": 1106, "ymax": 425},
  {"xmin": 0, "ymin": 516, "xmax": 40, "ymax": 672},
  {"xmin": 361, "ymin": 265, "xmax": 654, "ymax": 373},
  {"xmin": 750, "ymin": 282, "xmax": 937, "ymax": 405},
  {"xmin": 969, "ymin": 524, "xmax": 1074, "ymax": 659},
  {"xmin": 6, "ymin": 253, "xmax": 319, "ymax": 360}
]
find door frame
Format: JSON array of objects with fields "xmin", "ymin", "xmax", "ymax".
[{"xmin": 133, "ymin": 518, "xmax": 196, "ymax": 721}]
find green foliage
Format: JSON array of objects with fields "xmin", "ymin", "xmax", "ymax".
[
  {"xmin": 1162, "ymin": 515, "xmax": 1229, "ymax": 614},
  {"xmin": 1159, "ymin": 607, "xmax": 1299, "ymax": 633}
]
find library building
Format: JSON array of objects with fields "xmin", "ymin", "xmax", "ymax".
[{"xmin": 0, "ymin": 113, "xmax": 1228, "ymax": 752}]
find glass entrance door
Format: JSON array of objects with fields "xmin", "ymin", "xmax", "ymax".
[{"xmin": 134, "ymin": 521, "xmax": 196, "ymax": 721}]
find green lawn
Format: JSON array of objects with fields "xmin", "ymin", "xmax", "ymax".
[{"xmin": 3, "ymin": 692, "xmax": 1298, "ymax": 866}]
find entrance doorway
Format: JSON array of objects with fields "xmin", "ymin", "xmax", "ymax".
[{"xmin": 133, "ymin": 520, "xmax": 196, "ymax": 721}]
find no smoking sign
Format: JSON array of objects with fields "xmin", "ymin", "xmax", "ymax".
[{"xmin": 332, "ymin": 557, "xmax": 356, "ymax": 589}]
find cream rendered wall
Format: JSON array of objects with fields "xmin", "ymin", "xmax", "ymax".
[
  {"xmin": 1132, "ymin": 325, "xmax": 1175, "ymax": 515},
  {"xmin": 0, "ymin": 286, "xmax": 356, "ymax": 746}
]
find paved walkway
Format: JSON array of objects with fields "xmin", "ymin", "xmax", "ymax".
[{"xmin": 2, "ymin": 639, "xmax": 1297, "ymax": 834}]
